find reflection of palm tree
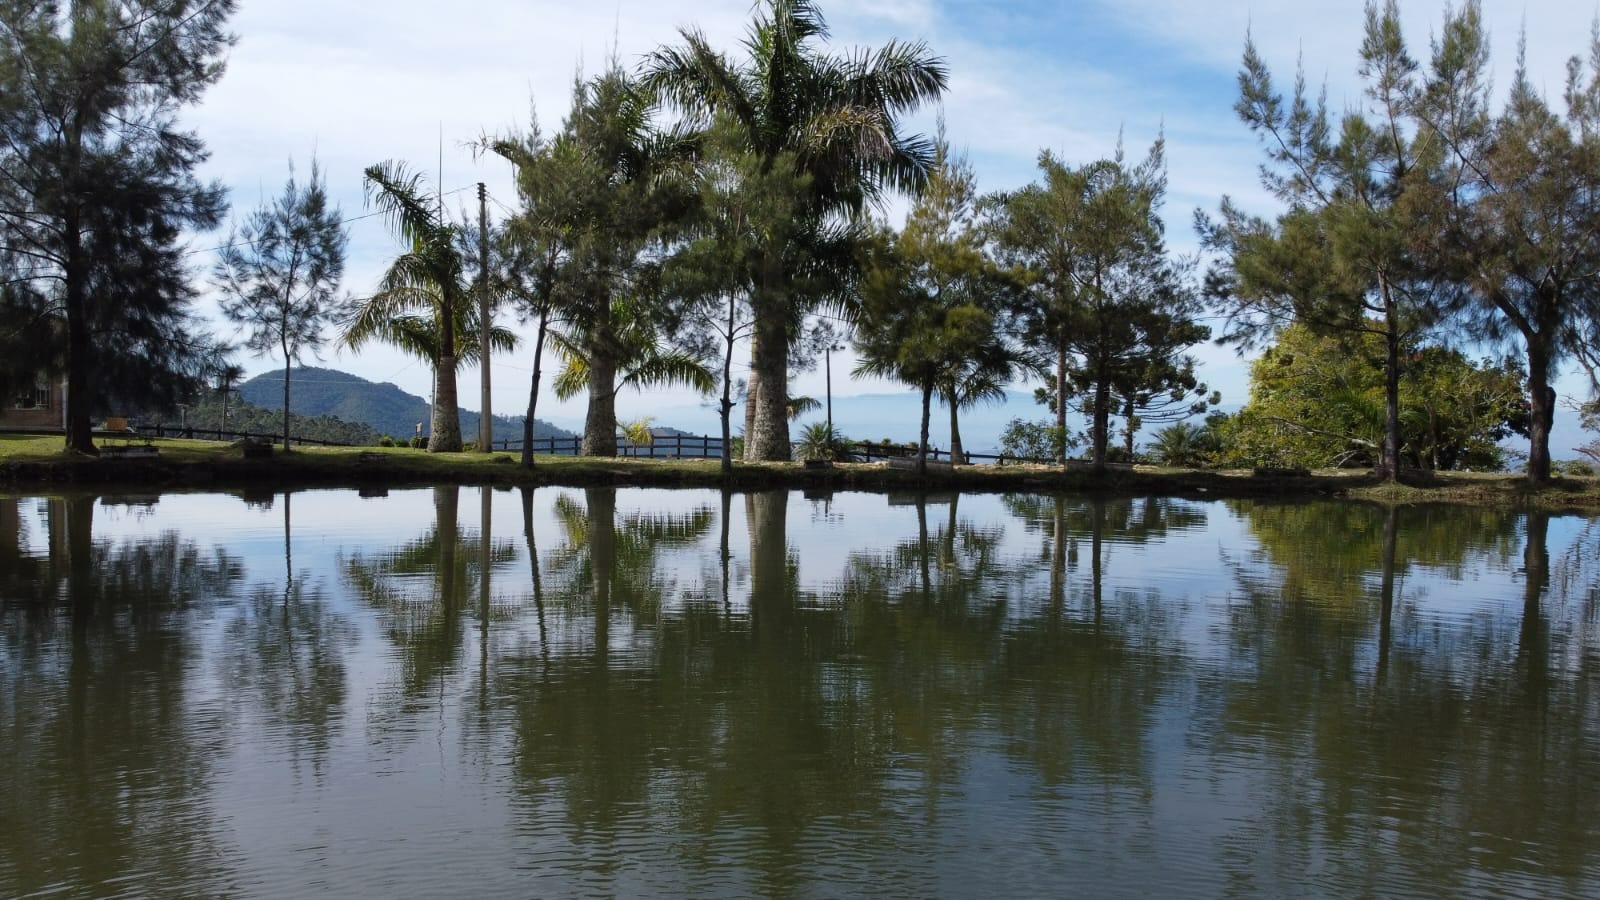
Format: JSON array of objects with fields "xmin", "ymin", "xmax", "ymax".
[{"xmin": 342, "ymin": 486, "xmax": 518, "ymax": 700}]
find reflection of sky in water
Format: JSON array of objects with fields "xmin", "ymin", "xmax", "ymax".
[{"xmin": 3, "ymin": 488, "xmax": 1597, "ymax": 897}]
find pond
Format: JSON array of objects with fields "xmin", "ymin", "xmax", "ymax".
[{"xmin": 1, "ymin": 487, "xmax": 1597, "ymax": 897}]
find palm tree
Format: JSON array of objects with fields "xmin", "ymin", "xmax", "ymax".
[
  {"xmin": 642, "ymin": 0, "xmax": 947, "ymax": 461},
  {"xmin": 549, "ymin": 293, "xmax": 716, "ymax": 455},
  {"xmin": 345, "ymin": 162, "xmax": 484, "ymax": 452},
  {"xmin": 213, "ymin": 363, "xmax": 246, "ymax": 435}
]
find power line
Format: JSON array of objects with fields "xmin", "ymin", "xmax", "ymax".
[{"xmin": 183, "ymin": 185, "xmax": 480, "ymax": 258}]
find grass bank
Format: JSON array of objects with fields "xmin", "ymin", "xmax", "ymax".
[{"xmin": 3, "ymin": 433, "xmax": 1596, "ymax": 510}]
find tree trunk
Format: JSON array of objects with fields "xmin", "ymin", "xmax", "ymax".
[
  {"xmin": 721, "ymin": 294, "xmax": 736, "ymax": 475},
  {"xmin": 1091, "ymin": 379, "xmax": 1111, "ymax": 469},
  {"xmin": 1122, "ymin": 393, "xmax": 1136, "ymax": 460},
  {"xmin": 1527, "ymin": 341, "xmax": 1555, "ymax": 484},
  {"xmin": 1379, "ymin": 286, "xmax": 1402, "ymax": 481},
  {"xmin": 430, "ymin": 355, "xmax": 463, "ymax": 452},
  {"xmin": 63, "ymin": 211, "xmax": 95, "ymax": 455},
  {"xmin": 747, "ymin": 307, "xmax": 791, "ymax": 461},
  {"xmin": 917, "ymin": 384, "xmax": 932, "ymax": 476},
  {"xmin": 743, "ymin": 334, "xmax": 759, "ymax": 454},
  {"xmin": 1054, "ymin": 344, "xmax": 1069, "ymax": 466},
  {"xmin": 521, "ymin": 315, "xmax": 547, "ymax": 468},
  {"xmin": 582, "ymin": 351, "xmax": 618, "ymax": 457},
  {"xmin": 281, "ymin": 362, "xmax": 293, "ymax": 453},
  {"xmin": 948, "ymin": 390, "xmax": 964, "ymax": 465}
]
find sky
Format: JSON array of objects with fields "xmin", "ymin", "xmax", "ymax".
[{"xmin": 186, "ymin": 0, "xmax": 1595, "ymax": 449}]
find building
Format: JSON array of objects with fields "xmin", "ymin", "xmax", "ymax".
[{"xmin": 0, "ymin": 374, "xmax": 67, "ymax": 431}]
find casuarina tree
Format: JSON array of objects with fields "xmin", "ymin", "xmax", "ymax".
[
  {"xmin": 0, "ymin": 0, "xmax": 237, "ymax": 453},
  {"xmin": 215, "ymin": 158, "xmax": 349, "ymax": 452}
]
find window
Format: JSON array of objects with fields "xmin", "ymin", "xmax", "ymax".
[{"xmin": 12, "ymin": 381, "xmax": 51, "ymax": 410}]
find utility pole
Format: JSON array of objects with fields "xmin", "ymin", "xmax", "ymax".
[{"xmin": 478, "ymin": 182, "xmax": 492, "ymax": 452}]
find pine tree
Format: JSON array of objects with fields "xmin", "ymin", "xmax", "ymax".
[{"xmin": 0, "ymin": 0, "xmax": 236, "ymax": 453}]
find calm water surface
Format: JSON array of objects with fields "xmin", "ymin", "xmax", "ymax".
[{"xmin": 1, "ymin": 487, "xmax": 1597, "ymax": 897}]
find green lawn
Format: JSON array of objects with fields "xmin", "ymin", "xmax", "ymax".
[{"xmin": 2, "ymin": 431, "xmax": 1596, "ymax": 509}]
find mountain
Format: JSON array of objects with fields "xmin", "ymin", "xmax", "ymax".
[{"xmin": 239, "ymin": 367, "xmax": 576, "ymax": 444}]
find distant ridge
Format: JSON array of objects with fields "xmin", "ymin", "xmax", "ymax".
[{"xmin": 240, "ymin": 367, "xmax": 576, "ymax": 444}]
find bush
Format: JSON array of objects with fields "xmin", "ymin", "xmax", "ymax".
[
  {"xmin": 1558, "ymin": 459, "xmax": 1595, "ymax": 478},
  {"xmin": 795, "ymin": 422, "xmax": 855, "ymax": 461},
  {"xmin": 999, "ymin": 418, "xmax": 1071, "ymax": 463},
  {"xmin": 378, "ymin": 435, "xmax": 396, "ymax": 448},
  {"xmin": 409, "ymin": 435, "xmax": 427, "ymax": 449}
]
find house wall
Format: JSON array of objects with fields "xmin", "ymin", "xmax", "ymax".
[{"xmin": 0, "ymin": 378, "xmax": 65, "ymax": 430}]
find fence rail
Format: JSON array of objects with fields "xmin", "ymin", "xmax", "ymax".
[
  {"xmin": 146, "ymin": 424, "xmax": 355, "ymax": 447},
  {"xmin": 143, "ymin": 425, "xmax": 1057, "ymax": 467}
]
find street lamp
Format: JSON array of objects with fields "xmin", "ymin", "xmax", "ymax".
[{"xmin": 825, "ymin": 342, "xmax": 844, "ymax": 434}]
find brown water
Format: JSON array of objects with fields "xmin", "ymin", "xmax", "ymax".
[{"xmin": 1, "ymin": 487, "xmax": 1596, "ymax": 898}]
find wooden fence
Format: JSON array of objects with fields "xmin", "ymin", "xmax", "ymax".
[{"xmin": 148, "ymin": 424, "xmax": 1054, "ymax": 466}]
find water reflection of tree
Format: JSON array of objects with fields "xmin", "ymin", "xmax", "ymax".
[
  {"xmin": 0, "ymin": 496, "xmax": 244, "ymax": 897},
  {"xmin": 217, "ymin": 490, "xmax": 357, "ymax": 780},
  {"xmin": 341, "ymin": 486, "xmax": 519, "ymax": 707},
  {"xmin": 1210, "ymin": 502, "xmax": 1600, "ymax": 893},
  {"xmin": 491, "ymin": 489, "xmax": 1195, "ymax": 894}
]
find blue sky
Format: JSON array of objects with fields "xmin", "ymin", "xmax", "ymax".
[{"xmin": 187, "ymin": 0, "xmax": 1593, "ymax": 451}]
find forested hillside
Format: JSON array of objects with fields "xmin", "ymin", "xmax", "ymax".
[{"xmin": 239, "ymin": 367, "xmax": 575, "ymax": 443}]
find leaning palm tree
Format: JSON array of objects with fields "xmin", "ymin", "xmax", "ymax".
[
  {"xmin": 345, "ymin": 162, "xmax": 477, "ymax": 452},
  {"xmin": 642, "ymin": 0, "xmax": 948, "ymax": 461}
]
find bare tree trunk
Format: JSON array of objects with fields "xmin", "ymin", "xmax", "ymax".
[
  {"xmin": 1054, "ymin": 344, "xmax": 1068, "ymax": 466},
  {"xmin": 63, "ymin": 213, "xmax": 95, "ymax": 455},
  {"xmin": 521, "ymin": 314, "xmax": 547, "ymax": 468},
  {"xmin": 582, "ymin": 351, "xmax": 618, "ymax": 457},
  {"xmin": 1527, "ymin": 341, "xmax": 1555, "ymax": 484},
  {"xmin": 281, "ymin": 359, "xmax": 293, "ymax": 453},
  {"xmin": 917, "ymin": 384, "xmax": 932, "ymax": 476},
  {"xmin": 748, "ymin": 309, "xmax": 791, "ymax": 461},
  {"xmin": 1091, "ymin": 379, "xmax": 1111, "ymax": 470},
  {"xmin": 1379, "ymin": 285, "xmax": 1402, "ymax": 481},
  {"xmin": 430, "ymin": 356, "xmax": 463, "ymax": 452},
  {"xmin": 948, "ymin": 391, "xmax": 964, "ymax": 465}
]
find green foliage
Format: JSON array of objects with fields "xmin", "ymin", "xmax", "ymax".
[
  {"xmin": 1200, "ymin": 2, "xmax": 1445, "ymax": 480},
  {"xmin": 989, "ymin": 136, "xmax": 1202, "ymax": 467},
  {"xmin": 181, "ymin": 394, "xmax": 383, "ymax": 446},
  {"xmin": 642, "ymin": 0, "xmax": 947, "ymax": 460},
  {"xmin": 0, "ymin": 0, "xmax": 238, "ymax": 451},
  {"xmin": 379, "ymin": 435, "xmax": 397, "ymax": 448},
  {"xmin": 344, "ymin": 161, "xmax": 518, "ymax": 452},
  {"xmin": 215, "ymin": 156, "xmax": 349, "ymax": 451},
  {"xmin": 795, "ymin": 422, "xmax": 854, "ymax": 462},
  {"xmin": 1415, "ymin": 4, "xmax": 1600, "ymax": 481},
  {"xmin": 1217, "ymin": 323, "xmax": 1527, "ymax": 471},
  {"xmin": 999, "ymin": 418, "xmax": 1072, "ymax": 463},
  {"xmin": 1557, "ymin": 460, "xmax": 1595, "ymax": 478},
  {"xmin": 854, "ymin": 137, "xmax": 1020, "ymax": 470},
  {"xmin": 1149, "ymin": 422, "xmax": 1217, "ymax": 468}
]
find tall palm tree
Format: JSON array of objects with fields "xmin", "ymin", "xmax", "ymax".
[
  {"xmin": 642, "ymin": 0, "xmax": 947, "ymax": 461},
  {"xmin": 345, "ymin": 162, "xmax": 484, "ymax": 452}
]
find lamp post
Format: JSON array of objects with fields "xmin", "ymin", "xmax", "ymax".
[{"xmin": 825, "ymin": 343, "xmax": 843, "ymax": 434}]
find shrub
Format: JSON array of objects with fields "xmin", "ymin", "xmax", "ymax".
[
  {"xmin": 795, "ymin": 422, "xmax": 855, "ymax": 461},
  {"xmin": 378, "ymin": 435, "xmax": 396, "ymax": 448},
  {"xmin": 999, "ymin": 418, "xmax": 1071, "ymax": 463},
  {"xmin": 409, "ymin": 435, "xmax": 427, "ymax": 449},
  {"xmin": 1558, "ymin": 459, "xmax": 1595, "ymax": 478}
]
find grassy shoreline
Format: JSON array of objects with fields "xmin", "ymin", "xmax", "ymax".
[{"xmin": 3, "ymin": 433, "xmax": 1596, "ymax": 510}]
